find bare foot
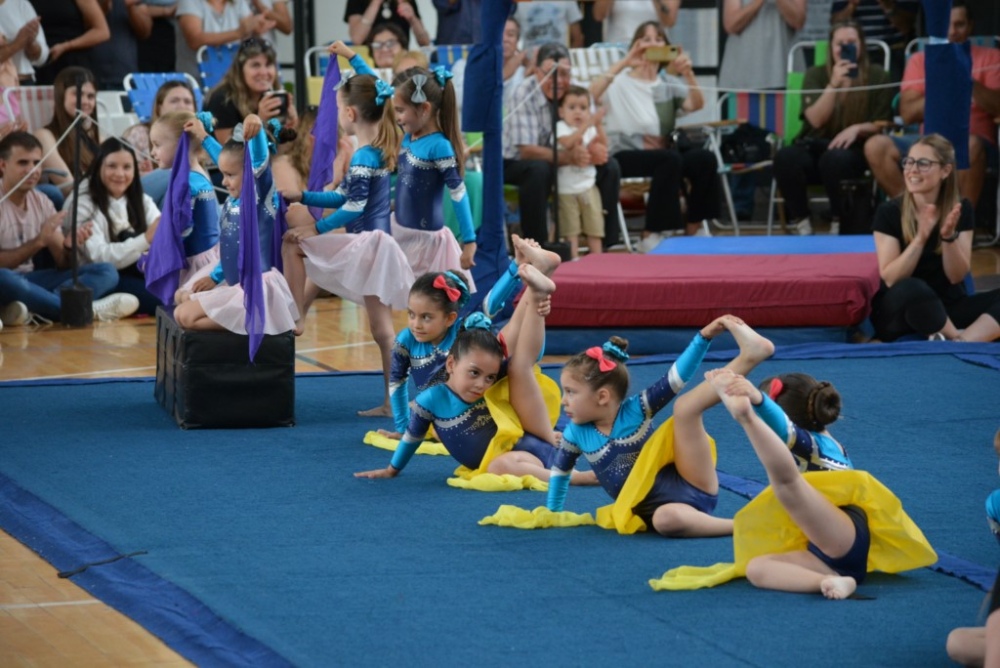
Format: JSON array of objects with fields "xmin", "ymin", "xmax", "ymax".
[
  {"xmin": 293, "ymin": 319, "xmax": 304, "ymax": 336},
  {"xmin": 518, "ymin": 263, "xmax": 556, "ymax": 297},
  {"xmin": 724, "ymin": 320, "xmax": 775, "ymax": 365},
  {"xmin": 358, "ymin": 404, "xmax": 392, "ymax": 418},
  {"xmin": 376, "ymin": 428, "xmax": 403, "ymax": 439},
  {"xmin": 570, "ymin": 470, "xmax": 600, "ymax": 486},
  {"xmin": 706, "ymin": 368, "xmax": 753, "ymax": 421},
  {"xmin": 511, "ymin": 234, "xmax": 561, "ymax": 276},
  {"xmin": 820, "ymin": 575, "xmax": 857, "ymax": 600}
]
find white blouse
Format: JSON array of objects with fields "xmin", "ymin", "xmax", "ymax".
[{"xmin": 65, "ymin": 182, "xmax": 160, "ymax": 270}]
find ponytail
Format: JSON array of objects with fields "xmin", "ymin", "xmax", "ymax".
[
  {"xmin": 372, "ymin": 101, "xmax": 400, "ymax": 172},
  {"xmin": 438, "ymin": 78, "xmax": 464, "ymax": 177}
]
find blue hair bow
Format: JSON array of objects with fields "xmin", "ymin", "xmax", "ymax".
[
  {"xmin": 196, "ymin": 111, "xmax": 216, "ymax": 135},
  {"xmin": 410, "ymin": 73, "xmax": 428, "ymax": 104},
  {"xmin": 463, "ymin": 312, "xmax": 492, "ymax": 331},
  {"xmin": 602, "ymin": 341, "xmax": 629, "ymax": 363},
  {"xmin": 374, "ymin": 79, "xmax": 394, "ymax": 107},
  {"xmin": 433, "ymin": 66, "xmax": 452, "ymax": 88}
]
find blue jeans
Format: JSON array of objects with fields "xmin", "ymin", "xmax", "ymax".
[{"xmin": 0, "ymin": 264, "xmax": 118, "ymax": 321}]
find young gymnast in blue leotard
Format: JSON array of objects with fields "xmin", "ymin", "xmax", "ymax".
[
  {"xmin": 357, "ymin": 262, "xmax": 596, "ymax": 485},
  {"xmin": 390, "ymin": 65, "xmax": 477, "ymax": 288},
  {"xmin": 549, "ymin": 316, "xmax": 776, "ymax": 537}
]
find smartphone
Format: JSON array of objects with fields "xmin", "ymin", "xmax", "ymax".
[
  {"xmin": 267, "ymin": 90, "xmax": 290, "ymax": 118},
  {"xmin": 840, "ymin": 42, "xmax": 858, "ymax": 78},
  {"xmin": 645, "ymin": 45, "xmax": 680, "ymax": 63}
]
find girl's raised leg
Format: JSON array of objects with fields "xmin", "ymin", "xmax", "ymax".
[{"xmin": 505, "ymin": 264, "xmax": 556, "ymax": 444}]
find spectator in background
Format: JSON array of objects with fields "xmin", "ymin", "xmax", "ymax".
[
  {"xmin": 142, "ymin": 79, "xmax": 201, "ymax": 207},
  {"xmin": 34, "ymin": 66, "xmax": 103, "ymax": 199},
  {"xmin": 864, "ymin": 0, "xmax": 1000, "ymax": 212},
  {"xmin": 453, "ymin": 16, "xmax": 525, "ymax": 118},
  {"xmin": 250, "ymin": 0, "xmax": 291, "ymax": 46},
  {"xmin": 365, "ymin": 22, "xmax": 407, "ymax": 69},
  {"xmin": 30, "ymin": 0, "xmax": 110, "ymax": 85},
  {"xmin": 90, "ymin": 0, "xmax": 151, "ymax": 92},
  {"xmin": 345, "ymin": 0, "xmax": 431, "ymax": 50},
  {"xmin": 175, "ymin": 0, "xmax": 274, "ymax": 80},
  {"xmin": 137, "ymin": 1, "xmax": 178, "ymax": 73},
  {"xmin": 514, "ymin": 1, "xmax": 584, "ymax": 52},
  {"xmin": 593, "ymin": 0, "xmax": 680, "ymax": 46},
  {"xmin": 392, "ymin": 49, "xmax": 428, "ymax": 74},
  {"xmin": 0, "ymin": 1, "xmax": 48, "ymax": 84},
  {"xmin": 830, "ymin": 0, "xmax": 919, "ymax": 81},
  {"xmin": 433, "ymin": 0, "xmax": 481, "ymax": 46}
]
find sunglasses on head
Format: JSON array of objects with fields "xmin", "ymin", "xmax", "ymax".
[{"xmin": 241, "ymin": 36, "xmax": 273, "ymax": 52}]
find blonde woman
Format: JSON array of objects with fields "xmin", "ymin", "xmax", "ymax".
[{"xmin": 871, "ymin": 134, "xmax": 1000, "ymax": 342}]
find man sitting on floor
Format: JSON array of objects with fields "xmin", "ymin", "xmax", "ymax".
[
  {"xmin": 0, "ymin": 132, "xmax": 138, "ymax": 327},
  {"xmin": 864, "ymin": 0, "xmax": 1000, "ymax": 210}
]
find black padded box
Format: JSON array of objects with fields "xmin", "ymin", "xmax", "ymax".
[{"xmin": 155, "ymin": 306, "xmax": 295, "ymax": 429}]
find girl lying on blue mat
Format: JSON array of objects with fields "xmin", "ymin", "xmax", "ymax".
[
  {"xmin": 355, "ymin": 261, "xmax": 597, "ymax": 485},
  {"xmin": 547, "ymin": 316, "xmax": 774, "ymax": 537},
  {"xmin": 378, "ymin": 235, "xmax": 561, "ymax": 439}
]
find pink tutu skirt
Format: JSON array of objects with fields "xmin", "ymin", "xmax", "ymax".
[
  {"xmin": 190, "ymin": 268, "xmax": 299, "ymax": 335},
  {"xmin": 178, "ymin": 246, "xmax": 220, "ymax": 294},
  {"xmin": 300, "ymin": 229, "xmax": 415, "ymax": 310},
  {"xmin": 390, "ymin": 217, "xmax": 476, "ymax": 293}
]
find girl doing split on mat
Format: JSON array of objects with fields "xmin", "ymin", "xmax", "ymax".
[
  {"xmin": 281, "ymin": 40, "xmax": 413, "ymax": 418},
  {"xmin": 389, "ymin": 64, "xmax": 477, "ymax": 287},
  {"xmin": 143, "ymin": 111, "xmax": 221, "ymax": 306},
  {"xmin": 356, "ymin": 256, "xmax": 596, "ymax": 486},
  {"xmin": 379, "ymin": 235, "xmax": 563, "ymax": 439},
  {"xmin": 173, "ymin": 113, "xmax": 299, "ymax": 336},
  {"xmin": 548, "ymin": 316, "xmax": 776, "ymax": 537}
]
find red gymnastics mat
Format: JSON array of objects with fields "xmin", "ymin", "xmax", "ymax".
[{"xmin": 547, "ymin": 253, "xmax": 881, "ymax": 329}]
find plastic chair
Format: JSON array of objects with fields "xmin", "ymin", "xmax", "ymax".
[
  {"xmin": 569, "ymin": 46, "xmax": 625, "ymax": 83},
  {"xmin": 196, "ymin": 43, "xmax": 241, "ymax": 94},
  {"xmin": 905, "ymin": 35, "xmax": 1000, "ymax": 60},
  {"xmin": 2, "ymin": 86, "xmax": 54, "ymax": 131},
  {"xmin": 434, "ymin": 45, "xmax": 470, "ymax": 71},
  {"xmin": 123, "ymin": 73, "xmax": 203, "ymax": 122}
]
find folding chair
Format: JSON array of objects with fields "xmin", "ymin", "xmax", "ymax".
[
  {"xmin": 122, "ymin": 73, "xmax": 203, "ymax": 122},
  {"xmin": 569, "ymin": 46, "xmax": 624, "ymax": 83},
  {"xmin": 96, "ymin": 90, "xmax": 139, "ymax": 137},
  {"xmin": 196, "ymin": 43, "xmax": 240, "ymax": 95},
  {"xmin": 2, "ymin": 86, "xmax": 54, "ymax": 131}
]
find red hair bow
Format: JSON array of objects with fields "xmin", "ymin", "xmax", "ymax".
[
  {"xmin": 767, "ymin": 378, "xmax": 784, "ymax": 400},
  {"xmin": 433, "ymin": 275, "xmax": 461, "ymax": 302},
  {"xmin": 585, "ymin": 347, "xmax": 617, "ymax": 372}
]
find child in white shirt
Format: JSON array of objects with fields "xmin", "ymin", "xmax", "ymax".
[{"xmin": 556, "ymin": 86, "xmax": 606, "ymax": 260}]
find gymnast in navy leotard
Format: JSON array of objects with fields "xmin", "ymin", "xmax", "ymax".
[
  {"xmin": 550, "ymin": 316, "xmax": 777, "ymax": 537},
  {"xmin": 389, "ymin": 66, "xmax": 477, "ymax": 288}
]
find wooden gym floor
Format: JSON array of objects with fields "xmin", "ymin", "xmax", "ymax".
[{"xmin": 1, "ymin": 244, "xmax": 999, "ymax": 666}]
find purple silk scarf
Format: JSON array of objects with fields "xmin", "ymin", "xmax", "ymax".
[
  {"xmin": 239, "ymin": 145, "xmax": 265, "ymax": 362},
  {"xmin": 307, "ymin": 56, "xmax": 340, "ymax": 220},
  {"xmin": 144, "ymin": 132, "xmax": 192, "ymax": 305}
]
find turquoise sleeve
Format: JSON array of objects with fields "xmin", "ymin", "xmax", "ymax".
[
  {"xmin": 391, "ymin": 390, "xmax": 411, "ymax": 435},
  {"xmin": 301, "ymin": 189, "xmax": 347, "ymax": 209},
  {"xmin": 209, "ymin": 262, "xmax": 224, "ymax": 284},
  {"xmin": 546, "ymin": 473, "xmax": 571, "ymax": 511},
  {"xmin": 390, "ymin": 439, "xmax": 420, "ymax": 471},
  {"xmin": 248, "ymin": 130, "xmax": 269, "ymax": 171},
  {"xmin": 315, "ymin": 208, "xmax": 362, "ymax": 234},
  {"xmin": 673, "ymin": 333, "xmax": 711, "ymax": 384},
  {"xmin": 452, "ymin": 190, "xmax": 475, "ymax": 244},
  {"xmin": 753, "ymin": 394, "xmax": 792, "ymax": 443},
  {"xmin": 350, "ymin": 54, "xmax": 376, "ymax": 77},
  {"xmin": 202, "ymin": 136, "xmax": 223, "ymax": 165}
]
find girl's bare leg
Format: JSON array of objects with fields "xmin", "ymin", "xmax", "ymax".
[
  {"xmin": 586, "ymin": 236, "xmax": 603, "ymax": 256},
  {"xmin": 281, "ymin": 241, "xmax": 308, "ymax": 335},
  {"xmin": 651, "ymin": 503, "xmax": 734, "ymax": 537},
  {"xmin": 488, "ymin": 451, "xmax": 598, "ymax": 485},
  {"xmin": 357, "ymin": 296, "xmax": 395, "ymax": 417},
  {"xmin": 957, "ymin": 314, "xmax": 1000, "ymax": 342},
  {"xmin": 511, "ymin": 234, "xmax": 561, "ymax": 276},
  {"xmin": 745, "ymin": 552, "xmax": 856, "ymax": 600},
  {"xmin": 174, "ymin": 300, "xmax": 226, "ymax": 331},
  {"xmin": 505, "ymin": 264, "xmax": 556, "ymax": 444},
  {"xmin": 671, "ymin": 320, "xmax": 774, "ymax": 494}
]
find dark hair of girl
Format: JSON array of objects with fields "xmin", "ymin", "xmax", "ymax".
[
  {"xmin": 85, "ymin": 138, "xmax": 148, "ymax": 238},
  {"xmin": 339, "ymin": 74, "xmax": 400, "ymax": 171},
  {"xmin": 47, "ymin": 66, "xmax": 101, "ymax": 173},
  {"xmin": 452, "ymin": 314, "xmax": 503, "ymax": 362},
  {"xmin": 758, "ymin": 372, "xmax": 841, "ymax": 432},
  {"xmin": 563, "ymin": 336, "xmax": 630, "ymax": 400},
  {"xmin": 392, "ymin": 67, "xmax": 464, "ymax": 176},
  {"xmin": 410, "ymin": 271, "xmax": 470, "ymax": 315}
]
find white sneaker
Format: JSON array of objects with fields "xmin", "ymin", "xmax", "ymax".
[
  {"xmin": 928, "ymin": 332, "xmax": 946, "ymax": 342},
  {"xmin": 829, "ymin": 220, "xmax": 840, "ymax": 235},
  {"xmin": 637, "ymin": 233, "xmax": 663, "ymax": 253},
  {"xmin": 93, "ymin": 293, "xmax": 140, "ymax": 322},
  {"xmin": 693, "ymin": 227, "xmax": 712, "ymax": 237},
  {"xmin": 793, "ymin": 218, "xmax": 813, "ymax": 236},
  {"xmin": 0, "ymin": 300, "xmax": 29, "ymax": 326}
]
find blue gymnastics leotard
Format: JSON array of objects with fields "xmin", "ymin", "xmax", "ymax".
[
  {"xmin": 752, "ymin": 395, "xmax": 853, "ymax": 471},
  {"xmin": 299, "ymin": 145, "xmax": 391, "ymax": 234},
  {"xmin": 388, "ymin": 320, "xmax": 460, "ymax": 434},
  {"xmin": 183, "ymin": 171, "xmax": 220, "ymax": 257},
  {"xmin": 546, "ymin": 332, "xmax": 713, "ymax": 512},
  {"xmin": 396, "ymin": 132, "xmax": 475, "ymax": 244}
]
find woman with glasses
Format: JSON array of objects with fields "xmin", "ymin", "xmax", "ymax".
[
  {"xmin": 870, "ymin": 133, "xmax": 1000, "ymax": 342},
  {"xmin": 364, "ymin": 23, "xmax": 407, "ymax": 70},
  {"xmin": 203, "ymin": 36, "xmax": 297, "ymax": 145},
  {"xmin": 175, "ymin": 0, "xmax": 274, "ymax": 79},
  {"xmin": 772, "ymin": 21, "xmax": 893, "ymax": 235},
  {"xmin": 345, "ymin": 0, "xmax": 430, "ymax": 50}
]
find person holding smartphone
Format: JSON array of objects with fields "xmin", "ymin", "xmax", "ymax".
[{"xmin": 772, "ymin": 21, "xmax": 893, "ymax": 235}]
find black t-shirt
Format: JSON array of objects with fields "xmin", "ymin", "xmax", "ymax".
[
  {"xmin": 343, "ymin": 0, "xmax": 420, "ymax": 48},
  {"xmin": 204, "ymin": 87, "xmax": 244, "ymax": 131},
  {"xmin": 871, "ymin": 197, "xmax": 974, "ymax": 301}
]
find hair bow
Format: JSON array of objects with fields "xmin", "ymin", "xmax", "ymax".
[
  {"xmin": 410, "ymin": 73, "xmax": 428, "ymax": 104},
  {"xmin": 231, "ymin": 122, "xmax": 246, "ymax": 144},
  {"xmin": 767, "ymin": 378, "xmax": 784, "ymax": 400},
  {"xmin": 463, "ymin": 312, "xmax": 492, "ymax": 331},
  {"xmin": 602, "ymin": 341, "xmax": 629, "ymax": 363},
  {"xmin": 585, "ymin": 347, "xmax": 617, "ymax": 372},
  {"xmin": 196, "ymin": 111, "xmax": 216, "ymax": 135},
  {"xmin": 374, "ymin": 79, "xmax": 394, "ymax": 107},
  {"xmin": 433, "ymin": 274, "xmax": 461, "ymax": 302},
  {"xmin": 432, "ymin": 66, "xmax": 452, "ymax": 88}
]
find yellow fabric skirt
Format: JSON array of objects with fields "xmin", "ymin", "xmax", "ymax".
[{"xmin": 648, "ymin": 469, "xmax": 938, "ymax": 591}]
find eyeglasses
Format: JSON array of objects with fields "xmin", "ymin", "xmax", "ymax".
[
  {"xmin": 900, "ymin": 157, "xmax": 944, "ymax": 172},
  {"xmin": 370, "ymin": 39, "xmax": 400, "ymax": 51}
]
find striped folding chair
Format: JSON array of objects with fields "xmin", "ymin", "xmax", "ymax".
[
  {"xmin": 2, "ymin": 86, "xmax": 55, "ymax": 131},
  {"xmin": 435, "ymin": 45, "xmax": 470, "ymax": 71}
]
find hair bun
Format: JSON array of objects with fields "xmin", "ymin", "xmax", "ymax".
[{"xmin": 810, "ymin": 381, "xmax": 841, "ymax": 427}]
